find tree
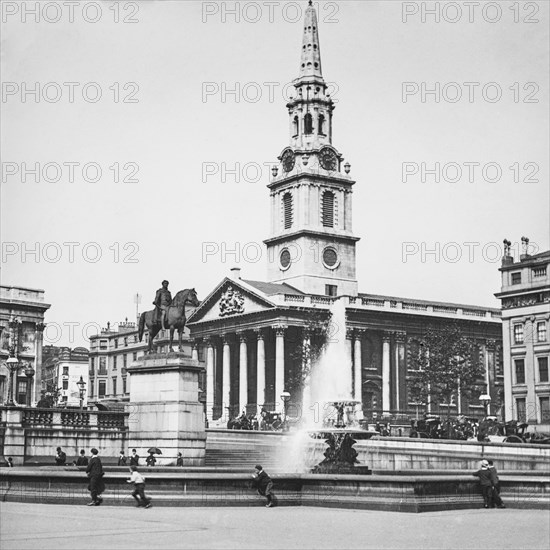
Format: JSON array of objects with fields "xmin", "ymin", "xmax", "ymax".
[{"xmin": 408, "ymin": 323, "xmax": 485, "ymax": 419}]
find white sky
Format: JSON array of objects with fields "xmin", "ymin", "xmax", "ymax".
[{"xmin": 1, "ymin": 0, "xmax": 549, "ymax": 347}]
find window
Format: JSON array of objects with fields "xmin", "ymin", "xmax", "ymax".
[
  {"xmin": 513, "ymin": 325, "xmax": 524, "ymax": 344},
  {"xmin": 112, "ymin": 377, "xmax": 117, "ymax": 396},
  {"xmin": 515, "ymin": 359, "xmax": 525, "ymax": 384},
  {"xmin": 516, "ymin": 398, "xmax": 526, "ymax": 422},
  {"xmin": 91, "ymin": 358, "xmax": 95, "ymax": 368},
  {"xmin": 134, "ymin": 335, "xmax": 139, "ymax": 343},
  {"xmin": 123, "ymin": 354, "xmax": 128, "ymax": 368},
  {"xmin": 113, "ymin": 356, "xmax": 117, "ymax": 370},
  {"xmin": 98, "ymin": 380, "xmax": 106, "ymax": 398},
  {"xmin": 325, "ymin": 284, "xmax": 337, "ymax": 297},
  {"xmin": 124, "ymin": 337, "xmax": 128, "ymax": 347},
  {"xmin": 99, "ymin": 357, "xmax": 107, "ymax": 375},
  {"xmin": 322, "ymin": 191, "xmax": 335, "ymax": 227},
  {"xmin": 114, "ymin": 339, "xmax": 118, "ymax": 349},
  {"xmin": 537, "ymin": 322, "xmax": 547, "ymax": 342},
  {"xmin": 62, "ymin": 380, "xmax": 68, "ymax": 390},
  {"xmin": 89, "ymin": 381, "xmax": 94, "ymax": 398},
  {"xmin": 292, "ymin": 116, "xmax": 299, "ymax": 136},
  {"xmin": 304, "ymin": 112, "xmax": 313, "ymax": 134},
  {"xmin": 540, "ymin": 397, "xmax": 550, "ymax": 423},
  {"xmin": 132, "ymin": 352, "xmax": 137, "ymax": 361},
  {"xmin": 62, "ymin": 366, "xmax": 69, "ymax": 376},
  {"xmin": 511, "ymin": 272, "xmax": 521, "ymax": 285},
  {"xmin": 282, "ymin": 193, "xmax": 293, "ymax": 229},
  {"xmin": 538, "ymin": 357, "xmax": 549, "ymax": 383},
  {"xmin": 99, "ymin": 339, "xmax": 108, "ymax": 350},
  {"xmin": 122, "ymin": 377, "xmax": 127, "ymax": 394},
  {"xmin": 318, "ymin": 114, "xmax": 325, "ymax": 135}
]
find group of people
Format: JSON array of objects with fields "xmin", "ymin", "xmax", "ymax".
[{"xmin": 473, "ymin": 459, "xmax": 506, "ymax": 509}]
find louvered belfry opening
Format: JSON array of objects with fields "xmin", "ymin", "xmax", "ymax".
[
  {"xmin": 283, "ymin": 192, "xmax": 293, "ymax": 229},
  {"xmin": 322, "ymin": 191, "xmax": 335, "ymax": 227}
]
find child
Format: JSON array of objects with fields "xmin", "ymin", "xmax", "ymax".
[
  {"xmin": 127, "ymin": 466, "xmax": 152, "ymax": 508},
  {"xmin": 473, "ymin": 459, "xmax": 493, "ymax": 508},
  {"xmin": 146, "ymin": 453, "xmax": 156, "ymax": 467}
]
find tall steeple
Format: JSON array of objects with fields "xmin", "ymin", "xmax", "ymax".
[
  {"xmin": 299, "ymin": 0, "xmax": 323, "ymax": 79},
  {"xmin": 264, "ymin": 1, "xmax": 359, "ymax": 297}
]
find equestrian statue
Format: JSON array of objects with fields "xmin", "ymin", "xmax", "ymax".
[{"xmin": 138, "ymin": 280, "xmax": 200, "ymax": 353}]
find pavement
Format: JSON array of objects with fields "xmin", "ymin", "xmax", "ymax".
[{"xmin": 1, "ymin": 502, "xmax": 549, "ymax": 550}]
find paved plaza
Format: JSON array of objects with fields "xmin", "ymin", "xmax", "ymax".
[{"xmin": 1, "ymin": 502, "xmax": 549, "ymax": 550}]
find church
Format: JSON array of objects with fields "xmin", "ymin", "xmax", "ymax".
[{"xmin": 187, "ymin": 1, "xmax": 503, "ymax": 423}]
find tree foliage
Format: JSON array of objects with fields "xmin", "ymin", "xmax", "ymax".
[{"xmin": 408, "ymin": 324, "xmax": 485, "ymax": 416}]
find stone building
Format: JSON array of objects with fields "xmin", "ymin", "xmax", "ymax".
[
  {"xmin": 495, "ymin": 241, "xmax": 550, "ymax": 426},
  {"xmin": 187, "ymin": 2, "xmax": 503, "ymax": 423},
  {"xmin": 88, "ymin": 319, "xmax": 205, "ymax": 406},
  {"xmin": 42, "ymin": 346, "xmax": 89, "ymax": 407},
  {"xmin": 0, "ymin": 285, "xmax": 49, "ymax": 405}
]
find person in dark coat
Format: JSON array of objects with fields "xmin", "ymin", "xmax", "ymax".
[
  {"xmin": 75, "ymin": 450, "xmax": 88, "ymax": 466},
  {"xmin": 488, "ymin": 460, "xmax": 505, "ymax": 508},
  {"xmin": 176, "ymin": 452, "xmax": 184, "ymax": 467},
  {"xmin": 146, "ymin": 453, "xmax": 157, "ymax": 467},
  {"xmin": 473, "ymin": 459, "xmax": 494, "ymax": 508},
  {"xmin": 130, "ymin": 449, "xmax": 140, "ymax": 466},
  {"xmin": 252, "ymin": 464, "xmax": 274, "ymax": 507},
  {"xmin": 85, "ymin": 448, "xmax": 105, "ymax": 506},
  {"xmin": 118, "ymin": 451, "xmax": 127, "ymax": 466},
  {"xmin": 55, "ymin": 447, "xmax": 66, "ymax": 466}
]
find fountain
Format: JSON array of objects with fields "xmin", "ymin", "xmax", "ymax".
[{"xmin": 308, "ymin": 400, "xmax": 378, "ymax": 474}]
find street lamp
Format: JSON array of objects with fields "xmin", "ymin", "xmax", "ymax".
[
  {"xmin": 479, "ymin": 394, "xmax": 492, "ymax": 417},
  {"xmin": 77, "ymin": 376, "xmax": 86, "ymax": 410},
  {"xmin": 280, "ymin": 391, "xmax": 291, "ymax": 431},
  {"xmin": 5, "ymin": 356, "xmax": 20, "ymax": 406}
]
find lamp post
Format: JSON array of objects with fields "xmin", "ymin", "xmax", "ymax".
[
  {"xmin": 5, "ymin": 356, "xmax": 20, "ymax": 406},
  {"xmin": 479, "ymin": 394, "xmax": 492, "ymax": 417},
  {"xmin": 77, "ymin": 375, "xmax": 86, "ymax": 410},
  {"xmin": 280, "ymin": 391, "xmax": 291, "ymax": 431}
]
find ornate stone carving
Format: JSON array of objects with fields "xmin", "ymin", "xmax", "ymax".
[
  {"xmin": 273, "ymin": 324, "xmax": 287, "ymax": 336},
  {"xmin": 219, "ymin": 286, "xmax": 245, "ymax": 317}
]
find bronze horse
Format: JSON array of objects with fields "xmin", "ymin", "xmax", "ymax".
[{"xmin": 138, "ymin": 288, "xmax": 200, "ymax": 353}]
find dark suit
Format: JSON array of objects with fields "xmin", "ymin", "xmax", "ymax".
[
  {"xmin": 473, "ymin": 468, "xmax": 493, "ymax": 507},
  {"xmin": 86, "ymin": 456, "xmax": 105, "ymax": 503},
  {"xmin": 76, "ymin": 455, "xmax": 89, "ymax": 466},
  {"xmin": 130, "ymin": 454, "xmax": 140, "ymax": 466},
  {"xmin": 253, "ymin": 470, "xmax": 273, "ymax": 505},
  {"xmin": 488, "ymin": 466, "xmax": 504, "ymax": 507}
]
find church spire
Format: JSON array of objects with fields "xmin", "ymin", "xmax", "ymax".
[{"xmin": 299, "ymin": 0, "xmax": 323, "ymax": 79}]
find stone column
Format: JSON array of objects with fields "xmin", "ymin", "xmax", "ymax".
[
  {"xmin": 205, "ymin": 338, "xmax": 215, "ymax": 421},
  {"xmin": 222, "ymin": 335, "xmax": 231, "ymax": 420},
  {"xmin": 502, "ymin": 319, "xmax": 513, "ymax": 421},
  {"xmin": 353, "ymin": 330, "xmax": 363, "ymax": 403},
  {"xmin": 382, "ymin": 332, "xmax": 391, "ymax": 414},
  {"xmin": 274, "ymin": 325, "xmax": 286, "ymax": 411},
  {"xmin": 238, "ymin": 333, "xmax": 248, "ymax": 414},
  {"xmin": 394, "ymin": 332, "xmax": 406, "ymax": 412},
  {"xmin": 34, "ymin": 322, "xmax": 45, "ymax": 405},
  {"xmin": 256, "ymin": 330, "xmax": 265, "ymax": 409}
]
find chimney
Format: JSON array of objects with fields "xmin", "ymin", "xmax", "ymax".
[
  {"xmin": 230, "ymin": 267, "xmax": 241, "ymax": 280},
  {"xmin": 501, "ymin": 238, "xmax": 514, "ymax": 266},
  {"xmin": 520, "ymin": 236, "xmax": 530, "ymax": 261}
]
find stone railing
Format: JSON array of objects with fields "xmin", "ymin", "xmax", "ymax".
[
  {"xmin": 284, "ymin": 294, "xmax": 305, "ymax": 303},
  {"xmin": 1, "ymin": 406, "xmax": 128, "ymax": 431},
  {"xmin": 402, "ymin": 302, "xmax": 428, "ymax": 311}
]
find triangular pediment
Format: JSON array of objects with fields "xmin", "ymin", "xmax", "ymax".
[{"xmin": 187, "ymin": 278, "xmax": 276, "ymax": 324}]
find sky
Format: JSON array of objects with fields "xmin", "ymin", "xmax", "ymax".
[{"xmin": 1, "ymin": 0, "xmax": 549, "ymax": 348}]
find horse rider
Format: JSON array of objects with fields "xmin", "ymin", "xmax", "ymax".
[{"xmin": 153, "ymin": 280, "xmax": 172, "ymax": 330}]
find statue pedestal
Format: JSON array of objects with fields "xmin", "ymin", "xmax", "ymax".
[{"xmin": 126, "ymin": 353, "xmax": 206, "ymax": 466}]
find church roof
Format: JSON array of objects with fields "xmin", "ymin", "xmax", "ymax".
[{"xmin": 242, "ymin": 280, "xmax": 304, "ymax": 296}]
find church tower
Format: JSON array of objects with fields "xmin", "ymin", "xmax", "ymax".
[{"xmin": 264, "ymin": 0, "xmax": 359, "ymax": 297}]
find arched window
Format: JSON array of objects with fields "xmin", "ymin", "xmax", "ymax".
[
  {"xmin": 282, "ymin": 192, "xmax": 293, "ymax": 229},
  {"xmin": 304, "ymin": 113, "xmax": 313, "ymax": 135},
  {"xmin": 322, "ymin": 191, "xmax": 335, "ymax": 227},
  {"xmin": 292, "ymin": 116, "xmax": 299, "ymax": 137},
  {"xmin": 318, "ymin": 114, "xmax": 325, "ymax": 135}
]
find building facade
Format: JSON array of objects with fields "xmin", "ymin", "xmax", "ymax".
[
  {"xmin": 187, "ymin": 3, "xmax": 504, "ymax": 423},
  {"xmin": 495, "ymin": 243, "xmax": 550, "ymax": 426},
  {"xmin": 42, "ymin": 346, "xmax": 89, "ymax": 407},
  {"xmin": 88, "ymin": 319, "xmax": 205, "ymax": 405},
  {"xmin": 0, "ymin": 285, "xmax": 50, "ymax": 405}
]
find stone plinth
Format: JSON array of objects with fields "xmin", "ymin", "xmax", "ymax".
[{"xmin": 126, "ymin": 353, "xmax": 206, "ymax": 466}]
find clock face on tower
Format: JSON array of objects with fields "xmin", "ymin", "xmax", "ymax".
[
  {"xmin": 319, "ymin": 147, "xmax": 338, "ymax": 171},
  {"xmin": 281, "ymin": 149, "xmax": 295, "ymax": 173}
]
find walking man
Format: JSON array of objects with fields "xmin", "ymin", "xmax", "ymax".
[
  {"xmin": 86, "ymin": 448, "xmax": 105, "ymax": 506},
  {"xmin": 252, "ymin": 464, "xmax": 274, "ymax": 507}
]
